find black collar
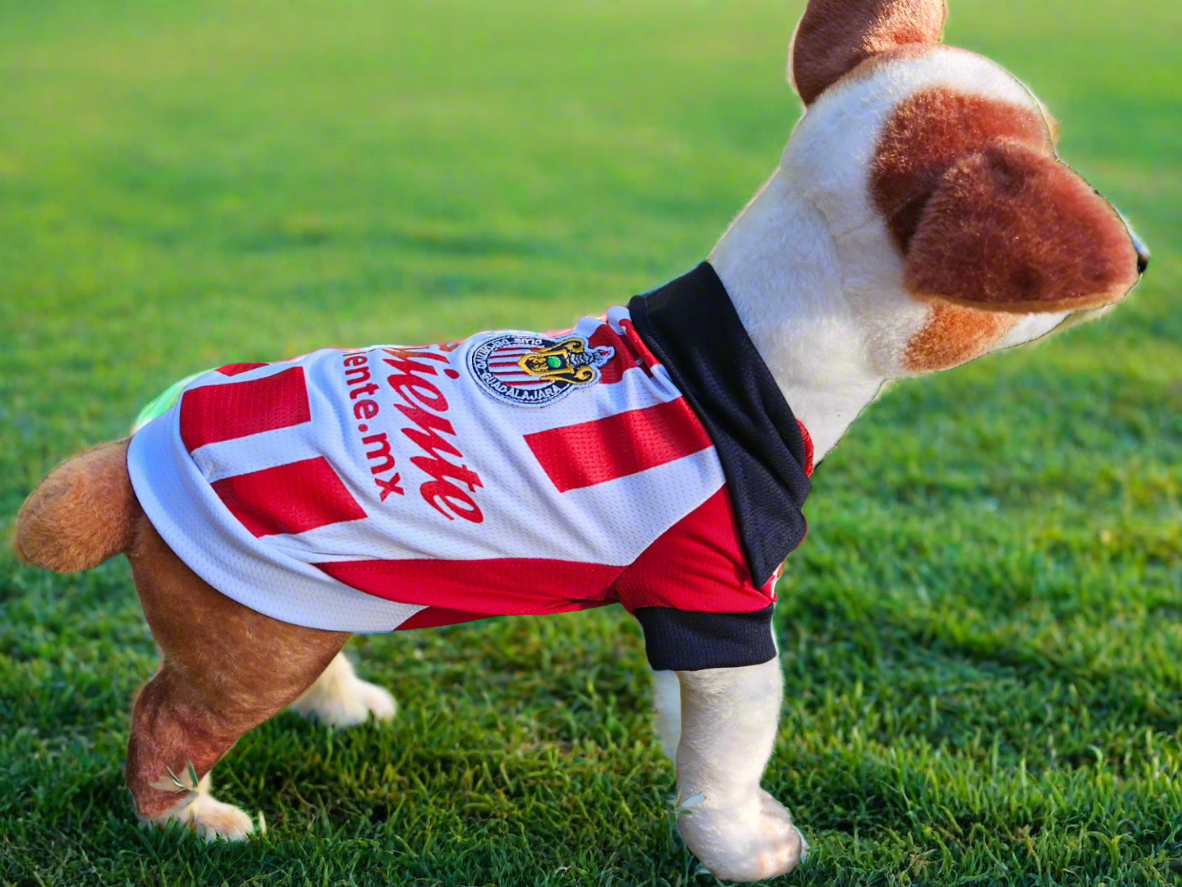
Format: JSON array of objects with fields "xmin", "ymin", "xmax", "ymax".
[{"xmin": 629, "ymin": 262, "xmax": 812, "ymax": 587}]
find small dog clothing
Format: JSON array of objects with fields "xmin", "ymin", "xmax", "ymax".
[{"xmin": 128, "ymin": 264, "xmax": 813, "ymax": 670}]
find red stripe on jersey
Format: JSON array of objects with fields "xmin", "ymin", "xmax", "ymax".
[
  {"xmin": 317, "ymin": 558, "xmax": 621, "ymax": 616},
  {"xmin": 211, "ymin": 457, "xmax": 366, "ymax": 537},
  {"xmin": 593, "ymin": 323, "xmax": 652, "ymax": 385},
  {"xmin": 396, "ymin": 606, "xmax": 496, "ymax": 630},
  {"xmin": 613, "ymin": 487, "xmax": 774, "ymax": 613},
  {"xmin": 180, "ymin": 367, "xmax": 311, "ymax": 451},
  {"xmin": 217, "ymin": 362, "xmax": 269, "ymax": 376},
  {"xmin": 525, "ymin": 398, "xmax": 713, "ymax": 493},
  {"xmin": 798, "ymin": 421, "xmax": 815, "ymax": 477}
]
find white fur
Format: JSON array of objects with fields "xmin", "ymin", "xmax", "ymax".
[
  {"xmin": 652, "ymin": 670, "xmax": 682, "ymax": 759},
  {"xmin": 147, "ymin": 773, "xmax": 255, "ymax": 842},
  {"xmin": 711, "ymin": 172, "xmax": 881, "ymax": 461},
  {"xmin": 673, "ymin": 660, "xmax": 805, "ymax": 881},
  {"xmin": 289, "ymin": 652, "xmax": 397, "ymax": 728}
]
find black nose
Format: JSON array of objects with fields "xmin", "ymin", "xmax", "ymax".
[{"xmin": 1133, "ymin": 233, "xmax": 1151, "ymax": 275}]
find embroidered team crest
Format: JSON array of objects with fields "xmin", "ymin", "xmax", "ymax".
[{"xmin": 469, "ymin": 333, "xmax": 615, "ymax": 407}]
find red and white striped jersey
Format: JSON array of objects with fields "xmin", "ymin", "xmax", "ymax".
[{"xmin": 128, "ymin": 264, "xmax": 814, "ymax": 671}]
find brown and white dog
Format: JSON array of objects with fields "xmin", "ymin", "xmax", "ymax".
[{"xmin": 15, "ymin": 0, "xmax": 1147, "ymax": 880}]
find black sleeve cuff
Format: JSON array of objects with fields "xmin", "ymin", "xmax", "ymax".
[{"xmin": 632, "ymin": 605, "xmax": 776, "ymax": 672}]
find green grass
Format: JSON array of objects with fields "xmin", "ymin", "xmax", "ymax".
[{"xmin": 2, "ymin": 0, "xmax": 1180, "ymax": 884}]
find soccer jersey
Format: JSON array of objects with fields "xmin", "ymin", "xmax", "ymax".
[{"xmin": 128, "ymin": 263, "xmax": 814, "ymax": 671}]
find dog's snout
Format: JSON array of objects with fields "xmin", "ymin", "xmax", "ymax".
[{"xmin": 1133, "ymin": 234, "xmax": 1151, "ymax": 275}]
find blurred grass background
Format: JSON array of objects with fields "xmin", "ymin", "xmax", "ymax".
[{"xmin": 1, "ymin": 0, "xmax": 1180, "ymax": 884}]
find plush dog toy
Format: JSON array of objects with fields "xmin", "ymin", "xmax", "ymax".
[{"xmin": 15, "ymin": 0, "xmax": 1148, "ymax": 880}]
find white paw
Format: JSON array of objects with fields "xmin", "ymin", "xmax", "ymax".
[
  {"xmin": 151, "ymin": 791, "xmax": 255, "ymax": 842},
  {"xmin": 678, "ymin": 789, "xmax": 806, "ymax": 883},
  {"xmin": 187, "ymin": 795, "xmax": 255, "ymax": 841},
  {"xmin": 292, "ymin": 676, "xmax": 397, "ymax": 728}
]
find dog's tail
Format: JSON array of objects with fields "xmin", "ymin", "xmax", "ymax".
[{"xmin": 15, "ymin": 438, "xmax": 139, "ymax": 573}]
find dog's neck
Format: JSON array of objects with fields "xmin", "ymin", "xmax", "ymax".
[{"xmin": 709, "ymin": 169, "xmax": 887, "ymax": 464}]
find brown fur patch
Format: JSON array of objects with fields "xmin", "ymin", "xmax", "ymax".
[
  {"xmin": 905, "ymin": 303, "xmax": 1017, "ymax": 372},
  {"xmin": 791, "ymin": 0, "xmax": 948, "ymax": 105},
  {"xmin": 16, "ymin": 439, "xmax": 139, "ymax": 572},
  {"xmin": 875, "ymin": 90, "xmax": 1053, "ymax": 367},
  {"xmin": 873, "ymin": 89, "xmax": 1052, "ymax": 251},
  {"xmin": 126, "ymin": 518, "xmax": 347, "ymax": 820},
  {"xmin": 904, "ymin": 143, "xmax": 1141, "ymax": 313}
]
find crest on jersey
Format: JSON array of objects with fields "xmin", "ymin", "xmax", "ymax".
[{"xmin": 469, "ymin": 333, "xmax": 615, "ymax": 407}]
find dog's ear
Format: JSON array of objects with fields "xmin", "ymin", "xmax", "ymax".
[
  {"xmin": 790, "ymin": 0, "xmax": 948, "ymax": 105},
  {"xmin": 904, "ymin": 142, "xmax": 1140, "ymax": 313}
]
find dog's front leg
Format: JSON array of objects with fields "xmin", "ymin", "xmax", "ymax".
[{"xmin": 674, "ymin": 658, "xmax": 805, "ymax": 882}]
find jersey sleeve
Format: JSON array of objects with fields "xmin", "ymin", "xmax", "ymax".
[{"xmin": 612, "ymin": 487, "xmax": 779, "ymax": 671}]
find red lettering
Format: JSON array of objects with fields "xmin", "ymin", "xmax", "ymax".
[
  {"xmin": 344, "ymin": 365, "xmax": 371, "ymax": 387},
  {"xmin": 353, "ymin": 399, "xmax": 378, "ymax": 420},
  {"xmin": 387, "ymin": 373, "xmax": 447, "ymax": 413},
  {"xmin": 396, "ymin": 404, "xmax": 460, "ymax": 459},
  {"xmin": 382, "ymin": 346, "xmax": 448, "ymax": 371},
  {"xmin": 343, "ymin": 355, "xmax": 368, "ymax": 367},
  {"xmin": 374, "ymin": 473, "xmax": 405, "ymax": 501},
  {"xmin": 362, "ymin": 432, "xmax": 397, "ymax": 476},
  {"xmin": 422, "ymin": 480, "xmax": 482, "ymax": 522},
  {"xmin": 411, "ymin": 453, "xmax": 483, "ymax": 494},
  {"xmin": 380, "ymin": 345, "xmax": 484, "ymax": 521}
]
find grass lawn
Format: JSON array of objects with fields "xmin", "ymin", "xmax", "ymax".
[{"xmin": 2, "ymin": 0, "xmax": 1180, "ymax": 884}]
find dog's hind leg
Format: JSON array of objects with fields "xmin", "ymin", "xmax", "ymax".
[
  {"xmin": 288, "ymin": 651, "xmax": 396, "ymax": 728},
  {"xmin": 126, "ymin": 519, "xmax": 348, "ymax": 839},
  {"xmin": 652, "ymin": 670, "xmax": 682, "ymax": 760}
]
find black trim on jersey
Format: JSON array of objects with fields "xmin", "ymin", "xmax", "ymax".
[
  {"xmin": 634, "ymin": 606, "xmax": 777, "ymax": 671},
  {"xmin": 629, "ymin": 262, "xmax": 812, "ymax": 589}
]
